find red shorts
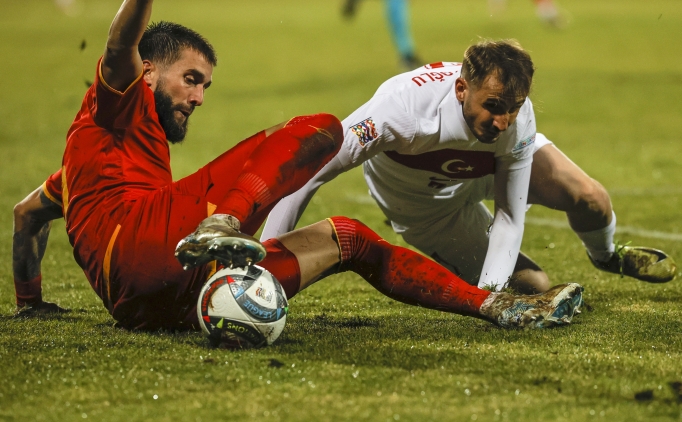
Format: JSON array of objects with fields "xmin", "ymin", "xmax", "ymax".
[{"xmin": 107, "ymin": 134, "xmax": 276, "ymax": 330}]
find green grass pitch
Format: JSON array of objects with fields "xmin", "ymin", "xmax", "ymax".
[{"xmin": 1, "ymin": 0, "xmax": 681, "ymax": 420}]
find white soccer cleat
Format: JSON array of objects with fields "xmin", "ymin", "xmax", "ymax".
[
  {"xmin": 175, "ymin": 214, "xmax": 266, "ymax": 270},
  {"xmin": 480, "ymin": 283, "xmax": 584, "ymax": 329}
]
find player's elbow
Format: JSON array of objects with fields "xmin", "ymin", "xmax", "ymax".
[
  {"xmin": 315, "ymin": 113, "xmax": 344, "ymax": 145},
  {"xmin": 316, "ymin": 113, "xmax": 344, "ymax": 159},
  {"xmin": 13, "ymin": 198, "xmax": 32, "ymax": 228},
  {"xmin": 13, "ymin": 188, "xmax": 54, "ymax": 229},
  {"xmin": 285, "ymin": 113, "xmax": 344, "ymax": 167},
  {"xmin": 289, "ymin": 113, "xmax": 343, "ymax": 147}
]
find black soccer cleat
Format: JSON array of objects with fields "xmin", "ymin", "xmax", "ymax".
[{"xmin": 589, "ymin": 245, "xmax": 677, "ymax": 283}]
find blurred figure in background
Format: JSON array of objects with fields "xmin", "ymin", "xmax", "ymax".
[
  {"xmin": 489, "ymin": 0, "xmax": 567, "ymax": 28},
  {"xmin": 343, "ymin": 0, "xmax": 422, "ymax": 70}
]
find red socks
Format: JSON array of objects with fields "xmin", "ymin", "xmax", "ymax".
[
  {"xmin": 259, "ymin": 216, "xmax": 491, "ymax": 318},
  {"xmin": 216, "ymin": 114, "xmax": 342, "ymax": 224},
  {"xmin": 14, "ymin": 274, "xmax": 42, "ymax": 307},
  {"xmin": 329, "ymin": 217, "xmax": 491, "ymax": 317}
]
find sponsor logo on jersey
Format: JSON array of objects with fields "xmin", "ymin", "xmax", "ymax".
[
  {"xmin": 350, "ymin": 118, "xmax": 378, "ymax": 147},
  {"xmin": 512, "ymin": 134, "xmax": 535, "ymax": 152}
]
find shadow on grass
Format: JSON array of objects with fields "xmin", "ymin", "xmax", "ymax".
[
  {"xmin": 270, "ymin": 313, "xmax": 515, "ymax": 370},
  {"xmin": 266, "ymin": 307, "xmax": 680, "ymax": 372},
  {"xmin": 1, "ymin": 313, "xmax": 86, "ymax": 323},
  {"xmin": 310, "ymin": 314, "xmax": 379, "ymax": 328}
]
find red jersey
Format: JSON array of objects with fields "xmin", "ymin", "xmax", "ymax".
[{"xmin": 48, "ymin": 59, "xmax": 172, "ymax": 302}]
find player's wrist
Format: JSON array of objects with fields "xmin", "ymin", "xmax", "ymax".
[{"xmin": 14, "ymin": 274, "xmax": 43, "ymax": 307}]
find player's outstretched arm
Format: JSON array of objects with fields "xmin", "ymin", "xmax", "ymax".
[
  {"xmin": 101, "ymin": 0, "xmax": 153, "ymax": 92},
  {"xmin": 12, "ymin": 186, "xmax": 67, "ymax": 316},
  {"xmin": 478, "ymin": 160, "xmax": 532, "ymax": 291}
]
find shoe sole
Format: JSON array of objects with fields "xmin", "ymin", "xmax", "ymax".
[{"xmin": 206, "ymin": 236, "xmax": 267, "ymax": 268}]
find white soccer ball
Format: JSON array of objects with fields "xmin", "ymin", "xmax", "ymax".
[{"xmin": 197, "ymin": 265, "xmax": 288, "ymax": 349}]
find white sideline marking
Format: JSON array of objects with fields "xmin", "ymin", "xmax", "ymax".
[
  {"xmin": 346, "ymin": 194, "xmax": 376, "ymax": 205},
  {"xmin": 525, "ymin": 217, "xmax": 682, "ymax": 242},
  {"xmin": 345, "ymin": 194, "xmax": 682, "ymax": 242},
  {"xmin": 609, "ymin": 186, "xmax": 682, "ymax": 196}
]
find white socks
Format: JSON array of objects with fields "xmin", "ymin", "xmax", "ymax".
[{"xmin": 575, "ymin": 211, "xmax": 617, "ymax": 263}]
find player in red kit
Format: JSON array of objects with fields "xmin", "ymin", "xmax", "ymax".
[
  {"xmin": 12, "ymin": 0, "xmax": 342, "ymax": 330},
  {"xmin": 12, "ymin": 0, "xmax": 583, "ymax": 332}
]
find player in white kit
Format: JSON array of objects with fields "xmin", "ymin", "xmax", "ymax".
[{"xmin": 262, "ymin": 40, "xmax": 676, "ymax": 293}]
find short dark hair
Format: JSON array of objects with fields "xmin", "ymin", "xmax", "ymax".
[
  {"xmin": 461, "ymin": 39, "xmax": 534, "ymax": 100},
  {"xmin": 139, "ymin": 21, "xmax": 217, "ymax": 67}
]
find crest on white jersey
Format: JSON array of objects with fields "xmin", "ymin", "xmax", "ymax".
[{"xmin": 350, "ymin": 117, "xmax": 379, "ymax": 147}]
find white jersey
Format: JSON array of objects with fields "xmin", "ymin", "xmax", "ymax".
[{"xmin": 262, "ymin": 62, "xmax": 537, "ymax": 290}]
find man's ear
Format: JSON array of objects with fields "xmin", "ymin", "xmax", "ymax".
[
  {"xmin": 455, "ymin": 77, "xmax": 467, "ymax": 102},
  {"xmin": 142, "ymin": 60, "xmax": 157, "ymax": 89}
]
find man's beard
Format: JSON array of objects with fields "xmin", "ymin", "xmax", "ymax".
[{"xmin": 154, "ymin": 88, "xmax": 191, "ymax": 144}]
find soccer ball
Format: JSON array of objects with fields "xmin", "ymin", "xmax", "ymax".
[{"xmin": 197, "ymin": 265, "xmax": 288, "ymax": 349}]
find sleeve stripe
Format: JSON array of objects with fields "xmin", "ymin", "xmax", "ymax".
[
  {"xmin": 98, "ymin": 59, "xmax": 144, "ymax": 96},
  {"xmin": 41, "ymin": 182, "xmax": 62, "ymax": 206}
]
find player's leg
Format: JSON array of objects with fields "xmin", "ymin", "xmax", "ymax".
[
  {"xmin": 528, "ymin": 139, "xmax": 613, "ymax": 234},
  {"xmin": 510, "ymin": 253, "xmax": 550, "ymax": 294},
  {"xmin": 168, "ymin": 127, "xmax": 277, "ymax": 270},
  {"xmin": 534, "ymin": 0, "xmax": 565, "ymax": 27},
  {"xmin": 259, "ymin": 217, "xmax": 583, "ymax": 328},
  {"xmin": 385, "ymin": 0, "xmax": 420, "ymax": 69},
  {"xmin": 529, "ymin": 136, "xmax": 676, "ymax": 283},
  {"xmin": 175, "ymin": 114, "xmax": 343, "ymax": 269},
  {"xmin": 342, "ymin": 0, "xmax": 362, "ymax": 18},
  {"xmin": 213, "ymin": 114, "xmax": 342, "ymax": 223}
]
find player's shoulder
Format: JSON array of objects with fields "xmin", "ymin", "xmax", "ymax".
[
  {"xmin": 371, "ymin": 62, "xmax": 461, "ymax": 120},
  {"xmin": 512, "ymin": 97, "xmax": 534, "ymax": 128},
  {"xmin": 376, "ymin": 62, "xmax": 461, "ymax": 95}
]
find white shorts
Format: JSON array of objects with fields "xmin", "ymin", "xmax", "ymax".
[{"xmin": 382, "ymin": 133, "xmax": 553, "ymax": 285}]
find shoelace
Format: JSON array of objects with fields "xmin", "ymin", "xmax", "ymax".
[{"xmin": 613, "ymin": 240, "xmax": 632, "ymax": 277}]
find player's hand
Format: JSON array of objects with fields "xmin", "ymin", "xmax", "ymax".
[{"xmin": 14, "ymin": 301, "xmax": 70, "ymax": 318}]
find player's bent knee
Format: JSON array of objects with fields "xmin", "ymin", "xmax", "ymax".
[
  {"xmin": 510, "ymin": 253, "xmax": 550, "ymax": 294},
  {"xmin": 572, "ymin": 178, "xmax": 611, "ymax": 215},
  {"xmin": 508, "ymin": 270, "xmax": 550, "ymax": 294},
  {"xmin": 286, "ymin": 113, "xmax": 343, "ymax": 144}
]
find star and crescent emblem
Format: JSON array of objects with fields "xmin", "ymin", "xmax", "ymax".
[
  {"xmin": 441, "ymin": 159, "xmax": 475, "ymax": 174},
  {"xmin": 383, "ymin": 149, "xmax": 494, "ymax": 179}
]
